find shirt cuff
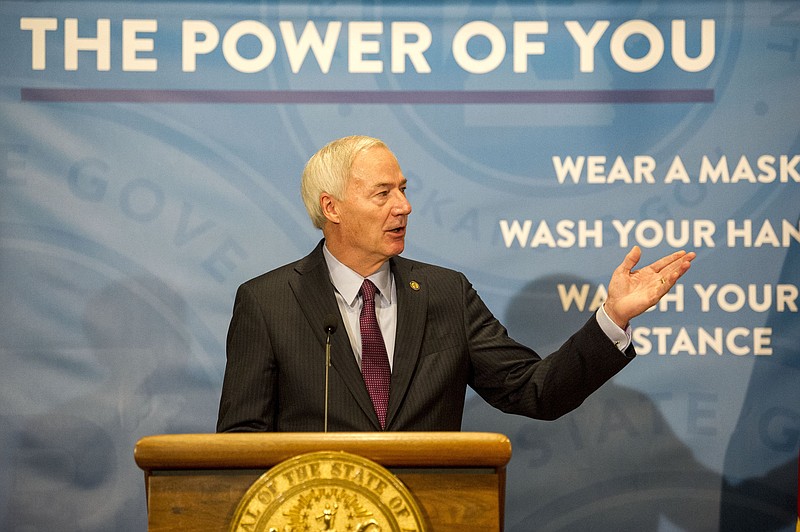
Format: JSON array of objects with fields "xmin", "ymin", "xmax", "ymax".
[{"xmin": 596, "ymin": 304, "xmax": 632, "ymax": 353}]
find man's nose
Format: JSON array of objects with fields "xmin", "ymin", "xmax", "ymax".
[{"xmin": 393, "ymin": 192, "xmax": 412, "ymax": 215}]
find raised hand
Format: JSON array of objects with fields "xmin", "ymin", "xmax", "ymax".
[{"xmin": 604, "ymin": 246, "xmax": 696, "ymax": 329}]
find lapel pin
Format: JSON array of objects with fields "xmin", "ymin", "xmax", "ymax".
[{"xmin": 409, "ymin": 280, "xmax": 420, "ymax": 291}]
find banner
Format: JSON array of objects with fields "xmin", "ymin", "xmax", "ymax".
[{"xmin": 1, "ymin": 1, "xmax": 798, "ymax": 530}]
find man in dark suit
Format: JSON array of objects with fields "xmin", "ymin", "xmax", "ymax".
[{"xmin": 216, "ymin": 135, "xmax": 694, "ymax": 433}]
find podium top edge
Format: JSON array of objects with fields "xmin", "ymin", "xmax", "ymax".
[{"xmin": 134, "ymin": 432, "xmax": 512, "ymax": 471}]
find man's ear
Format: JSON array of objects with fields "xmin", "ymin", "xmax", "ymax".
[{"xmin": 320, "ymin": 193, "xmax": 340, "ymax": 224}]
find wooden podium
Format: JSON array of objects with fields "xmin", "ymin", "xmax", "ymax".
[{"xmin": 134, "ymin": 432, "xmax": 511, "ymax": 531}]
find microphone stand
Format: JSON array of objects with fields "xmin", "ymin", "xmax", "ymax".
[
  {"xmin": 324, "ymin": 329, "xmax": 332, "ymax": 433},
  {"xmin": 322, "ymin": 314, "xmax": 337, "ymax": 433}
]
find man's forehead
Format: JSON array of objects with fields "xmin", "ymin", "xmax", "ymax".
[
  {"xmin": 349, "ymin": 149, "xmax": 404, "ymax": 183},
  {"xmin": 353, "ymin": 145, "xmax": 397, "ymax": 165}
]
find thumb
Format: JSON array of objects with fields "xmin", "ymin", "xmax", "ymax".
[{"xmin": 619, "ymin": 245, "xmax": 642, "ymax": 274}]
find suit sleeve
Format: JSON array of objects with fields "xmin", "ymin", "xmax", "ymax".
[
  {"xmin": 462, "ymin": 273, "xmax": 634, "ymax": 421},
  {"xmin": 216, "ymin": 283, "xmax": 277, "ymax": 432}
]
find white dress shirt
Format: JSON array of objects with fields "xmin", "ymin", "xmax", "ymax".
[{"xmin": 323, "ymin": 245, "xmax": 398, "ymax": 370}]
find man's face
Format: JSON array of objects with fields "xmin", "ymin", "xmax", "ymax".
[{"xmin": 324, "ymin": 146, "xmax": 412, "ymax": 275}]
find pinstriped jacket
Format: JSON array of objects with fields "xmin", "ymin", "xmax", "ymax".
[{"xmin": 216, "ymin": 241, "xmax": 633, "ymax": 432}]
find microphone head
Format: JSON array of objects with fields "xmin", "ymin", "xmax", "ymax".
[{"xmin": 323, "ymin": 314, "xmax": 338, "ymax": 334}]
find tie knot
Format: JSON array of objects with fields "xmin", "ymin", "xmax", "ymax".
[{"xmin": 360, "ymin": 279, "xmax": 377, "ymax": 302}]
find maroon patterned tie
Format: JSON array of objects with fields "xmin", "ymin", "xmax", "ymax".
[{"xmin": 359, "ymin": 279, "xmax": 391, "ymax": 428}]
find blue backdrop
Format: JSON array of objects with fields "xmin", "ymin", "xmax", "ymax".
[{"xmin": 1, "ymin": 1, "xmax": 798, "ymax": 530}]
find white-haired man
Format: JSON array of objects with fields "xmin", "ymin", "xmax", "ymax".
[{"xmin": 217, "ymin": 135, "xmax": 694, "ymax": 432}]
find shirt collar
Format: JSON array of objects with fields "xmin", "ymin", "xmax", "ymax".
[{"xmin": 323, "ymin": 243, "xmax": 393, "ymax": 307}]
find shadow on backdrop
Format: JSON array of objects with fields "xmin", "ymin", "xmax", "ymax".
[
  {"xmin": 719, "ymin": 214, "xmax": 800, "ymax": 532},
  {"xmin": 2, "ymin": 274, "xmax": 216, "ymax": 531},
  {"xmin": 463, "ymin": 274, "xmax": 721, "ymax": 531}
]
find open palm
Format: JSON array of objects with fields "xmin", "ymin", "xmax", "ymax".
[{"xmin": 604, "ymin": 246, "xmax": 696, "ymax": 329}]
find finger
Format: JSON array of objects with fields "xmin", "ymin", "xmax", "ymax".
[
  {"xmin": 661, "ymin": 252, "xmax": 696, "ymax": 280},
  {"xmin": 618, "ymin": 245, "xmax": 642, "ymax": 274},
  {"xmin": 654, "ymin": 253, "xmax": 696, "ymax": 289},
  {"xmin": 649, "ymin": 249, "xmax": 690, "ymax": 273}
]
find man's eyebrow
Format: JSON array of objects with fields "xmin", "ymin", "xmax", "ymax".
[{"xmin": 371, "ymin": 178, "xmax": 407, "ymax": 189}]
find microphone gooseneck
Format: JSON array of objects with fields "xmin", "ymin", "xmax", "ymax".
[{"xmin": 322, "ymin": 314, "xmax": 338, "ymax": 432}]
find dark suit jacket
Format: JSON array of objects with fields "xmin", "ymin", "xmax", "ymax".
[{"xmin": 217, "ymin": 241, "xmax": 634, "ymax": 432}]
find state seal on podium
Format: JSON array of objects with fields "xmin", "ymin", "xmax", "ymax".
[{"xmin": 229, "ymin": 451, "xmax": 429, "ymax": 531}]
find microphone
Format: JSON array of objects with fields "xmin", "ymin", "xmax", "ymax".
[
  {"xmin": 323, "ymin": 314, "xmax": 338, "ymax": 336},
  {"xmin": 322, "ymin": 314, "xmax": 338, "ymax": 432}
]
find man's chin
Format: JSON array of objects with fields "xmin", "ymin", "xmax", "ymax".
[{"xmin": 386, "ymin": 241, "xmax": 405, "ymax": 258}]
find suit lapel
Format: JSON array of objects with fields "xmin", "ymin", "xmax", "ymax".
[
  {"xmin": 386, "ymin": 257, "xmax": 428, "ymax": 428},
  {"xmin": 289, "ymin": 242, "xmax": 382, "ymax": 429}
]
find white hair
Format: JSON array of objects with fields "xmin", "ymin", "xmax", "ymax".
[{"xmin": 300, "ymin": 135, "xmax": 389, "ymax": 229}]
